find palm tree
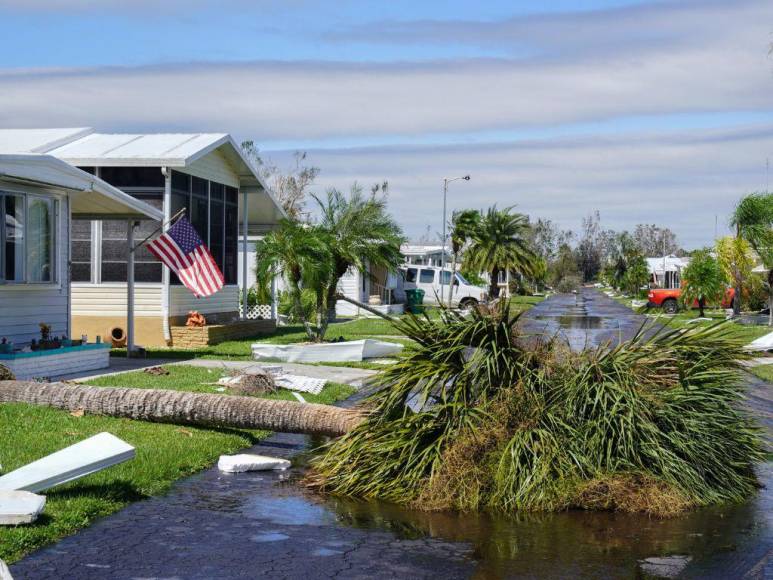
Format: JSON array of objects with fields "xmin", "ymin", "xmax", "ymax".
[
  {"xmin": 448, "ymin": 209, "xmax": 480, "ymax": 306},
  {"xmin": 255, "ymin": 219, "xmax": 331, "ymax": 341},
  {"xmin": 465, "ymin": 206, "xmax": 535, "ymax": 299},
  {"xmin": 680, "ymin": 249, "xmax": 725, "ymax": 318},
  {"xmin": 0, "ymin": 380, "xmax": 363, "ymax": 437},
  {"xmin": 314, "ymin": 185, "xmax": 404, "ymax": 328},
  {"xmin": 731, "ymin": 193, "xmax": 773, "ymax": 325}
]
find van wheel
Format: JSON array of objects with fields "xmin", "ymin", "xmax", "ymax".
[
  {"xmin": 459, "ymin": 298, "xmax": 478, "ymax": 311},
  {"xmin": 662, "ymin": 298, "xmax": 678, "ymax": 314}
]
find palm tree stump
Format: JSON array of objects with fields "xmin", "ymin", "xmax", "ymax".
[{"xmin": 0, "ymin": 381, "xmax": 364, "ymax": 437}]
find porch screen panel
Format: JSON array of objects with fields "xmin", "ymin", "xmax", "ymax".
[
  {"xmin": 70, "ymin": 219, "xmax": 92, "ymax": 282},
  {"xmin": 224, "ymin": 186, "xmax": 238, "ymax": 285},
  {"xmin": 209, "ymin": 182, "xmax": 225, "ymax": 274}
]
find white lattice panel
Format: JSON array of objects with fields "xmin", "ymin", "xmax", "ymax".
[{"xmin": 241, "ymin": 304, "xmax": 273, "ymax": 320}]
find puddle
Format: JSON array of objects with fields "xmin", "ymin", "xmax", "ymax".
[
  {"xmin": 312, "ymin": 548, "xmax": 344, "ymax": 557},
  {"xmin": 244, "ymin": 495, "xmax": 337, "ymax": 526},
  {"xmin": 250, "ymin": 532, "xmax": 290, "ymax": 543},
  {"xmin": 533, "ymin": 315, "xmax": 615, "ymax": 329}
]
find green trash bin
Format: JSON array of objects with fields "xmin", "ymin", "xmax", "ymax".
[{"xmin": 405, "ymin": 288, "xmax": 425, "ymax": 315}]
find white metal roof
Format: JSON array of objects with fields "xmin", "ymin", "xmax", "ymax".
[
  {"xmin": 401, "ymin": 244, "xmax": 448, "ymax": 255},
  {"xmin": 646, "ymin": 255, "xmax": 691, "ymax": 274},
  {"xmin": 0, "ymin": 154, "xmax": 163, "ymax": 220},
  {"xmin": 0, "ymin": 128, "xmax": 285, "ymax": 223}
]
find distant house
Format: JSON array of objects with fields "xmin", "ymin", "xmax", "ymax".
[
  {"xmin": 0, "ymin": 153, "xmax": 161, "ymax": 377},
  {"xmin": 0, "ymin": 128, "xmax": 285, "ymax": 347},
  {"xmin": 401, "ymin": 244, "xmax": 452, "ymax": 267},
  {"xmin": 646, "ymin": 255, "xmax": 690, "ymax": 289}
]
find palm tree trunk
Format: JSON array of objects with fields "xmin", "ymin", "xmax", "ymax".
[
  {"xmin": 768, "ymin": 269, "xmax": 773, "ymax": 327},
  {"xmin": 0, "ymin": 381, "xmax": 364, "ymax": 437},
  {"xmin": 489, "ymin": 266, "xmax": 500, "ymax": 299},
  {"xmin": 698, "ymin": 297, "xmax": 706, "ymax": 318}
]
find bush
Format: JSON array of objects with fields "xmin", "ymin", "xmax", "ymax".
[
  {"xmin": 744, "ymin": 274, "xmax": 769, "ymax": 311},
  {"xmin": 0, "ymin": 364, "xmax": 14, "ymax": 380},
  {"xmin": 277, "ymin": 289, "xmax": 316, "ymax": 322},
  {"xmin": 555, "ymin": 275, "xmax": 582, "ymax": 293},
  {"xmin": 308, "ymin": 303, "xmax": 764, "ymax": 517}
]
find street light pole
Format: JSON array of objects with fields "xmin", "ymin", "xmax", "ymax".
[{"xmin": 440, "ymin": 175, "xmax": 470, "ymax": 305}]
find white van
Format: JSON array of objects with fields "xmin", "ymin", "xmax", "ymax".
[{"xmin": 399, "ymin": 265, "xmax": 486, "ymax": 308}]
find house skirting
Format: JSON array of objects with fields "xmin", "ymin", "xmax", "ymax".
[
  {"xmin": 1, "ymin": 344, "xmax": 110, "ymax": 380},
  {"xmin": 72, "ymin": 315, "xmax": 167, "ymax": 347}
]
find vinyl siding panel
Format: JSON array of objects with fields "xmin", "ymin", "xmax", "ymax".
[
  {"xmin": 183, "ymin": 149, "xmax": 239, "ymax": 188},
  {"xmin": 71, "ymin": 284, "xmax": 163, "ymax": 317},
  {"xmin": 0, "ymin": 192, "xmax": 69, "ymax": 346},
  {"xmin": 170, "ymin": 285, "xmax": 239, "ymax": 316}
]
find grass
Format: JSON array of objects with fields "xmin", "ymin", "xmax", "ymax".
[
  {"xmin": 110, "ymin": 295, "xmax": 546, "ymax": 364},
  {"xmin": 748, "ymin": 364, "xmax": 773, "ymax": 383},
  {"xmin": 610, "ymin": 291, "xmax": 771, "ymax": 345},
  {"xmin": 0, "ymin": 365, "xmax": 355, "ymax": 563}
]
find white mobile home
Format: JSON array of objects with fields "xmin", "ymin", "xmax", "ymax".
[
  {"xmin": 0, "ymin": 154, "xmax": 161, "ymax": 377},
  {"xmin": 0, "ymin": 129, "xmax": 285, "ymax": 347}
]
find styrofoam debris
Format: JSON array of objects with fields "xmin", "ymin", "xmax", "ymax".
[
  {"xmin": 0, "ymin": 433, "xmax": 135, "ymax": 493},
  {"xmin": 274, "ymin": 374, "xmax": 326, "ymax": 395},
  {"xmin": 0, "ymin": 490, "xmax": 46, "ymax": 525},
  {"xmin": 291, "ymin": 392, "xmax": 307, "ymax": 403},
  {"xmin": 217, "ymin": 454, "xmax": 291, "ymax": 473}
]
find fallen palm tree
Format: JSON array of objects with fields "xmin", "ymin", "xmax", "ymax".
[
  {"xmin": 307, "ymin": 303, "xmax": 765, "ymax": 517},
  {"xmin": 0, "ymin": 381, "xmax": 364, "ymax": 437}
]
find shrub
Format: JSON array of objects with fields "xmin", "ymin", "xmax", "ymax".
[
  {"xmin": 555, "ymin": 275, "xmax": 582, "ymax": 293},
  {"xmin": 277, "ymin": 289, "xmax": 316, "ymax": 323},
  {"xmin": 0, "ymin": 364, "xmax": 14, "ymax": 380},
  {"xmin": 308, "ymin": 303, "xmax": 764, "ymax": 517}
]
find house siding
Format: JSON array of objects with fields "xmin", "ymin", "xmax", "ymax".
[
  {"xmin": 71, "ymin": 283, "xmax": 163, "ymax": 316},
  {"xmin": 0, "ymin": 192, "xmax": 69, "ymax": 346},
  {"xmin": 182, "ymin": 149, "xmax": 240, "ymax": 188},
  {"xmin": 170, "ymin": 285, "xmax": 239, "ymax": 318}
]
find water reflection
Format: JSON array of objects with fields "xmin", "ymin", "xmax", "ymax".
[{"xmin": 315, "ymin": 464, "xmax": 771, "ymax": 577}]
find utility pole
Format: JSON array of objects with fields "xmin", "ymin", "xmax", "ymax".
[{"xmin": 440, "ymin": 175, "xmax": 470, "ymax": 305}]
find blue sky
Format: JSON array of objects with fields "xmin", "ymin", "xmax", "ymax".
[{"xmin": 1, "ymin": 0, "xmax": 772, "ymax": 246}]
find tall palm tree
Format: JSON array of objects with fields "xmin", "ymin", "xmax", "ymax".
[
  {"xmin": 314, "ymin": 185, "xmax": 404, "ymax": 327},
  {"xmin": 466, "ymin": 206, "xmax": 535, "ymax": 299},
  {"xmin": 0, "ymin": 381, "xmax": 363, "ymax": 437},
  {"xmin": 255, "ymin": 219, "xmax": 331, "ymax": 340},
  {"xmin": 448, "ymin": 209, "xmax": 481, "ymax": 306},
  {"xmin": 731, "ymin": 192, "xmax": 773, "ymax": 325}
]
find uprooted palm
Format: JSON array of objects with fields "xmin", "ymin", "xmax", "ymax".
[{"xmin": 308, "ymin": 304, "xmax": 764, "ymax": 516}]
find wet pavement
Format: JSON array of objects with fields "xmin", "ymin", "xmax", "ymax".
[
  {"xmin": 520, "ymin": 287, "xmax": 652, "ymax": 350},
  {"xmin": 10, "ymin": 289, "xmax": 773, "ymax": 579}
]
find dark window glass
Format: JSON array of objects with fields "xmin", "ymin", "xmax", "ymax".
[
  {"xmin": 405, "ymin": 268, "xmax": 417, "ymax": 283},
  {"xmin": 224, "ymin": 204, "xmax": 238, "ymax": 284},
  {"xmin": 77, "ymin": 167, "xmax": 96, "ymax": 175},
  {"xmin": 440, "ymin": 271, "xmax": 452, "ymax": 285},
  {"xmin": 210, "ymin": 182, "xmax": 224, "ymax": 201},
  {"xmin": 209, "ymin": 199, "xmax": 224, "ymax": 272},
  {"xmin": 192, "ymin": 176, "xmax": 208, "ymax": 198},
  {"xmin": 4, "ymin": 195, "xmax": 24, "ymax": 282},
  {"xmin": 71, "ymin": 240, "xmax": 91, "ymax": 262},
  {"xmin": 190, "ymin": 194, "xmax": 208, "ymax": 244},
  {"xmin": 99, "ymin": 167, "xmax": 164, "ymax": 189},
  {"xmin": 135, "ymin": 262, "xmax": 163, "ymax": 283},
  {"xmin": 171, "ymin": 170, "xmax": 190, "ymax": 193},
  {"xmin": 420, "ymin": 269, "xmax": 435, "ymax": 284},
  {"xmin": 225, "ymin": 186, "xmax": 238, "ymax": 205}
]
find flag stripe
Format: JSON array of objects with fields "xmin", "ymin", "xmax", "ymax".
[{"xmin": 145, "ymin": 217, "xmax": 225, "ymax": 298}]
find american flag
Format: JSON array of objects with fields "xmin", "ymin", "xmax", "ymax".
[{"xmin": 147, "ymin": 217, "xmax": 224, "ymax": 298}]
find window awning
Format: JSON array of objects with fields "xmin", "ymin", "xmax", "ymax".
[{"xmin": 0, "ymin": 154, "xmax": 162, "ymax": 221}]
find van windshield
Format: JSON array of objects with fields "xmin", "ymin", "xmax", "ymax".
[{"xmin": 455, "ymin": 272, "xmax": 471, "ymax": 285}]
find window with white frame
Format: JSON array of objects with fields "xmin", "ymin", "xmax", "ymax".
[{"xmin": 0, "ymin": 191, "xmax": 56, "ymax": 284}]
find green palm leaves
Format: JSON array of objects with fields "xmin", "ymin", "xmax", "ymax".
[
  {"xmin": 309, "ymin": 306, "xmax": 764, "ymax": 516},
  {"xmin": 465, "ymin": 207, "xmax": 536, "ymax": 299}
]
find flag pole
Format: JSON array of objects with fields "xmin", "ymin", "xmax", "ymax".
[
  {"xmin": 131, "ymin": 207, "xmax": 186, "ymax": 253},
  {"xmin": 126, "ymin": 207, "xmax": 185, "ymax": 358}
]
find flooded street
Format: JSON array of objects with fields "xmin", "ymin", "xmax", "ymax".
[{"xmin": 11, "ymin": 290, "xmax": 773, "ymax": 579}]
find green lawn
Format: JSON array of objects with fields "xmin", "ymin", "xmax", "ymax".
[
  {"xmin": 111, "ymin": 296, "xmax": 546, "ymax": 363},
  {"xmin": 610, "ymin": 292, "xmax": 771, "ymax": 345},
  {"xmin": 0, "ymin": 366, "xmax": 354, "ymax": 563}
]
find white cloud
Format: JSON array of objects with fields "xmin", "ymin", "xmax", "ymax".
[{"xmin": 288, "ymin": 125, "xmax": 773, "ymax": 248}]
